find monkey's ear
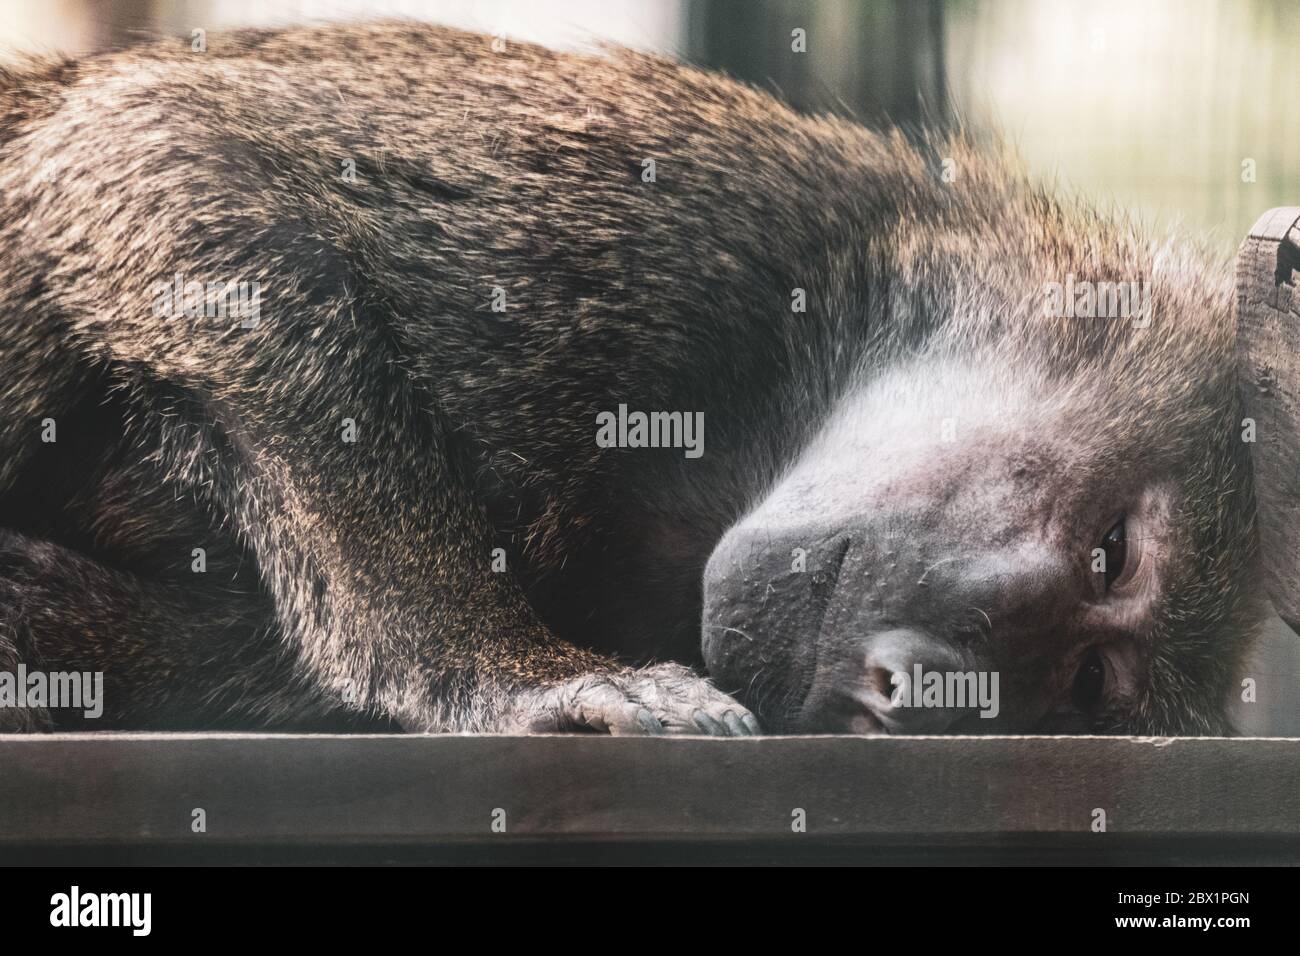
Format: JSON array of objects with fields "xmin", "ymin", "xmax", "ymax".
[{"xmin": 1237, "ymin": 207, "xmax": 1300, "ymax": 632}]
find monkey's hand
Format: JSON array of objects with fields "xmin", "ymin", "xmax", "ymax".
[{"xmin": 501, "ymin": 663, "xmax": 760, "ymax": 736}]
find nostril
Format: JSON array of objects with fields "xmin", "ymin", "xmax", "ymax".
[
  {"xmin": 854, "ymin": 628, "xmax": 972, "ymax": 732},
  {"xmin": 866, "ymin": 665, "xmax": 896, "ymax": 703}
]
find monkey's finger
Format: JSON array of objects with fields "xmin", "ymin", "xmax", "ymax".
[
  {"xmin": 565, "ymin": 681, "xmax": 665, "ymax": 735},
  {"xmin": 621, "ymin": 662, "xmax": 759, "ymax": 735},
  {"xmin": 692, "ymin": 710, "xmax": 728, "ymax": 735},
  {"xmin": 722, "ymin": 710, "xmax": 749, "ymax": 736}
]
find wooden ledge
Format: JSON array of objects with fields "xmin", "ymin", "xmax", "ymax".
[{"xmin": 1, "ymin": 734, "xmax": 1296, "ymax": 863}]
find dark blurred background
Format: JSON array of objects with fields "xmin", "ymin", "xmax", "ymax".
[{"xmin": 2, "ymin": 0, "xmax": 1296, "ymax": 732}]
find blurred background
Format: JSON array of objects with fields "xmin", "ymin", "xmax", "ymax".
[
  {"xmin": 4, "ymin": 0, "xmax": 1297, "ymax": 256},
  {"xmin": 1, "ymin": 0, "xmax": 1296, "ymax": 732}
]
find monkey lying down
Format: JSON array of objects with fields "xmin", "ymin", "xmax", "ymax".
[{"xmin": 0, "ymin": 22, "xmax": 1288, "ymax": 736}]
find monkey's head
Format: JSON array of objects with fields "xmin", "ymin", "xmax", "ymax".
[{"xmin": 701, "ymin": 205, "xmax": 1265, "ymax": 735}]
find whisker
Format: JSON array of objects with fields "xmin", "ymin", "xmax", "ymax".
[{"xmin": 702, "ymin": 624, "xmax": 755, "ymax": 643}]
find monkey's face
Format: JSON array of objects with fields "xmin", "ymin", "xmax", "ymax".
[{"xmin": 701, "ymin": 348, "xmax": 1263, "ymax": 735}]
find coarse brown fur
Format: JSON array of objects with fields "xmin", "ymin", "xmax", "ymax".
[{"xmin": 0, "ymin": 21, "xmax": 1265, "ymax": 734}]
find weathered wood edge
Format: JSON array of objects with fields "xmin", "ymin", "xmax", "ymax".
[
  {"xmin": 1237, "ymin": 206, "xmax": 1300, "ymax": 632},
  {"xmin": 0, "ymin": 734, "xmax": 1295, "ymax": 847}
]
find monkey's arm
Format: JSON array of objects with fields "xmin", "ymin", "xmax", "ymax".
[
  {"xmin": 1237, "ymin": 206, "xmax": 1300, "ymax": 632},
  {"xmin": 1, "ymin": 44, "xmax": 760, "ymax": 735},
  {"xmin": 42, "ymin": 214, "xmax": 751, "ymax": 735}
]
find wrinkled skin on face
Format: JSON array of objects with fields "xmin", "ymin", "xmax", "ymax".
[{"xmin": 702, "ymin": 218, "xmax": 1264, "ymax": 736}]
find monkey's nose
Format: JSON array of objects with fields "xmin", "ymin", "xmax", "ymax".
[{"xmin": 858, "ymin": 629, "xmax": 968, "ymax": 733}]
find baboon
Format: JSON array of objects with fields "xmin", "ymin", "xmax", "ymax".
[{"xmin": 0, "ymin": 21, "xmax": 1275, "ymax": 735}]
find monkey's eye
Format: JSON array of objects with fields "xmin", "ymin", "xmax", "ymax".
[
  {"xmin": 1099, "ymin": 515, "xmax": 1127, "ymax": 589},
  {"xmin": 1071, "ymin": 646, "xmax": 1109, "ymax": 715}
]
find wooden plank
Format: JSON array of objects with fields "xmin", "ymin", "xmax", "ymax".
[
  {"xmin": 1237, "ymin": 206, "xmax": 1300, "ymax": 632},
  {"xmin": 0, "ymin": 735, "xmax": 1296, "ymax": 857}
]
